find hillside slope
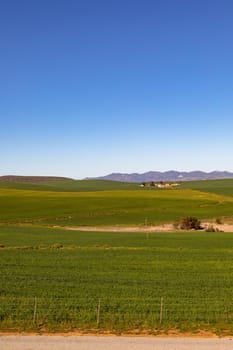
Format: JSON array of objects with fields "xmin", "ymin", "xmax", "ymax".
[
  {"xmin": 0, "ymin": 179, "xmax": 140, "ymax": 192},
  {"xmin": 180, "ymin": 179, "xmax": 233, "ymax": 197},
  {"xmin": 0, "ymin": 175, "xmax": 73, "ymax": 183}
]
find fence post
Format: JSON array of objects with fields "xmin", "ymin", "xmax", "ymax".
[
  {"xmin": 97, "ymin": 298, "xmax": 101, "ymax": 327},
  {"xmin": 159, "ymin": 297, "xmax": 163, "ymax": 324},
  {"xmin": 33, "ymin": 297, "xmax": 37, "ymax": 324},
  {"xmin": 226, "ymin": 303, "xmax": 229, "ymax": 322}
]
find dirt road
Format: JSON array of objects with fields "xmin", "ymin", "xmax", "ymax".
[
  {"xmin": 54, "ymin": 222, "xmax": 233, "ymax": 232},
  {"xmin": 1, "ymin": 336, "xmax": 233, "ymax": 350}
]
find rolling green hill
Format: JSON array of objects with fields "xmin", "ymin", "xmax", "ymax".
[
  {"xmin": 0, "ymin": 179, "xmax": 139, "ymax": 192},
  {"xmin": 1, "ymin": 177, "xmax": 233, "ymax": 196},
  {"xmin": 180, "ymin": 178, "xmax": 233, "ymax": 197},
  {"xmin": 0, "ymin": 186, "xmax": 233, "ymax": 226},
  {"xmin": 0, "ymin": 178, "xmax": 233, "ymax": 226}
]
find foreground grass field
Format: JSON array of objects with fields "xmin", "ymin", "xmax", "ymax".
[
  {"xmin": 1, "ymin": 179, "xmax": 233, "ymax": 333},
  {"xmin": 1, "ymin": 226, "xmax": 233, "ymax": 333}
]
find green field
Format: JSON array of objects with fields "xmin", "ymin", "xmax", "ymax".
[
  {"xmin": 1, "ymin": 179, "xmax": 233, "ymax": 226},
  {"xmin": 1, "ymin": 226, "xmax": 233, "ymax": 333},
  {"xmin": 0, "ymin": 179, "xmax": 139, "ymax": 192},
  {"xmin": 181, "ymin": 179, "xmax": 233, "ymax": 197},
  {"xmin": 1, "ymin": 178, "xmax": 233, "ymax": 333}
]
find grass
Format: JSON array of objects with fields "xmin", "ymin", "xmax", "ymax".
[
  {"xmin": 1, "ymin": 187, "xmax": 233, "ymax": 226},
  {"xmin": 1, "ymin": 178, "xmax": 233, "ymax": 333},
  {"xmin": 0, "ymin": 179, "xmax": 140, "ymax": 192},
  {"xmin": 181, "ymin": 178, "xmax": 233, "ymax": 197},
  {"xmin": 1, "ymin": 226, "xmax": 233, "ymax": 333},
  {"xmin": 1, "ymin": 177, "xmax": 233, "ymax": 195}
]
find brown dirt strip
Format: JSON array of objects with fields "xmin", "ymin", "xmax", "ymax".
[{"xmin": 51, "ymin": 223, "xmax": 233, "ymax": 232}]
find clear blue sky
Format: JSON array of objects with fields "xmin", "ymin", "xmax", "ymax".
[{"xmin": 1, "ymin": 0, "xmax": 233, "ymax": 178}]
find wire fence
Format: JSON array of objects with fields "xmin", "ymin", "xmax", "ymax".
[{"xmin": 1, "ymin": 296, "xmax": 233, "ymax": 328}]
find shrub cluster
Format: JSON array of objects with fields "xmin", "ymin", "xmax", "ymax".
[{"xmin": 175, "ymin": 216, "xmax": 202, "ymax": 230}]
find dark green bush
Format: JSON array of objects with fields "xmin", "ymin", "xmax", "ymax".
[{"xmin": 179, "ymin": 217, "xmax": 202, "ymax": 230}]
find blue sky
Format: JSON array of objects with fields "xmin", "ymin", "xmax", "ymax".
[{"xmin": 1, "ymin": 0, "xmax": 233, "ymax": 178}]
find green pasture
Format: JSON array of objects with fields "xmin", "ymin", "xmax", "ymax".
[
  {"xmin": 1, "ymin": 186, "xmax": 233, "ymax": 226},
  {"xmin": 1, "ymin": 178, "xmax": 233, "ymax": 196},
  {"xmin": 181, "ymin": 179, "xmax": 233, "ymax": 197},
  {"xmin": 0, "ymin": 179, "xmax": 139, "ymax": 192},
  {"xmin": 1, "ymin": 178, "xmax": 233, "ymax": 333},
  {"xmin": 1, "ymin": 226, "xmax": 233, "ymax": 333}
]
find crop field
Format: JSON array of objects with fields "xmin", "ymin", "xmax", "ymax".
[
  {"xmin": 181, "ymin": 179, "xmax": 233, "ymax": 197},
  {"xmin": 1, "ymin": 179, "xmax": 233, "ymax": 333},
  {"xmin": 1, "ymin": 226, "xmax": 233, "ymax": 333},
  {"xmin": 1, "ymin": 181, "xmax": 233, "ymax": 227},
  {"xmin": 0, "ymin": 179, "xmax": 139, "ymax": 192}
]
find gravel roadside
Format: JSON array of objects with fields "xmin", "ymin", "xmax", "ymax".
[{"xmin": 1, "ymin": 336, "xmax": 233, "ymax": 350}]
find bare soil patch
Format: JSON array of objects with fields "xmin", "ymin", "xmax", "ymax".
[
  {"xmin": 53, "ymin": 224, "xmax": 174, "ymax": 232},
  {"xmin": 52, "ymin": 223, "xmax": 233, "ymax": 233}
]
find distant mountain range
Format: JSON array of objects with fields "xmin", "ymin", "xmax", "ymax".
[
  {"xmin": 91, "ymin": 171, "xmax": 233, "ymax": 183},
  {"xmin": 1, "ymin": 172, "xmax": 233, "ymax": 184}
]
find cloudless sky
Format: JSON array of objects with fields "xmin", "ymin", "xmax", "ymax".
[{"xmin": 1, "ymin": 0, "xmax": 233, "ymax": 178}]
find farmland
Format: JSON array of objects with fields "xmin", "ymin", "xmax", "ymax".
[
  {"xmin": 180, "ymin": 179, "xmax": 233, "ymax": 197},
  {"xmin": 1, "ymin": 178, "xmax": 233, "ymax": 333},
  {"xmin": 1, "ymin": 226, "xmax": 233, "ymax": 333},
  {"xmin": 0, "ymin": 179, "xmax": 139, "ymax": 192},
  {"xmin": 1, "ymin": 179, "xmax": 233, "ymax": 226}
]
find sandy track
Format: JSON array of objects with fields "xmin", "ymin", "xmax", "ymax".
[
  {"xmin": 53, "ymin": 223, "xmax": 233, "ymax": 232},
  {"xmin": 57, "ymin": 224, "xmax": 174, "ymax": 232},
  {"xmin": 1, "ymin": 335, "xmax": 233, "ymax": 350}
]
